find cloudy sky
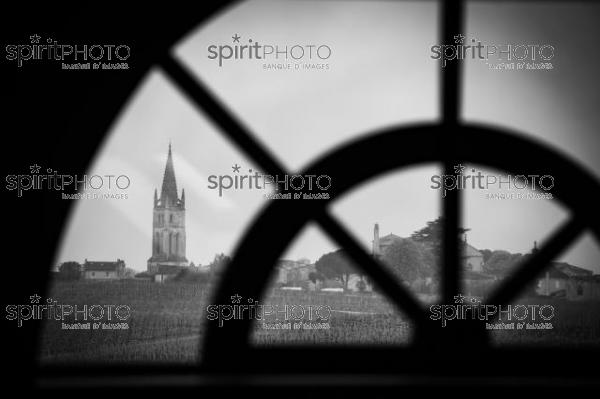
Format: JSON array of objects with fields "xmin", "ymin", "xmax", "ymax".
[{"xmin": 57, "ymin": 0, "xmax": 600, "ymax": 274}]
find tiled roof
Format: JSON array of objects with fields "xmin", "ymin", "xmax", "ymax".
[
  {"xmin": 553, "ymin": 262, "xmax": 593, "ymax": 277},
  {"xmin": 544, "ymin": 266, "xmax": 570, "ymax": 279},
  {"xmin": 462, "ymin": 242, "xmax": 483, "ymax": 258},
  {"xmin": 84, "ymin": 261, "xmax": 124, "ymax": 272}
]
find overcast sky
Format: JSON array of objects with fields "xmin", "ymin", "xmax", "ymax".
[{"xmin": 57, "ymin": 0, "xmax": 600, "ymax": 274}]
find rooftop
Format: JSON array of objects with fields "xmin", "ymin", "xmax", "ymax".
[{"xmin": 84, "ymin": 260, "xmax": 125, "ymax": 272}]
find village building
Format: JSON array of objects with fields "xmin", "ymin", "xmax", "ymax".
[
  {"xmin": 347, "ymin": 274, "xmax": 373, "ymax": 292},
  {"xmin": 372, "ymin": 223, "xmax": 485, "ymax": 272},
  {"xmin": 461, "ymin": 235, "xmax": 484, "ymax": 272},
  {"xmin": 82, "ymin": 259, "xmax": 125, "ymax": 280},
  {"xmin": 536, "ymin": 261, "xmax": 599, "ymax": 299},
  {"xmin": 274, "ymin": 259, "xmax": 316, "ymax": 286}
]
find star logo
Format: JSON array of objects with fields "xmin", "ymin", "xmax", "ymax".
[
  {"xmin": 30, "ymin": 294, "xmax": 41, "ymax": 304},
  {"xmin": 232, "ymin": 34, "xmax": 241, "ymax": 43},
  {"xmin": 454, "ymin": 34, "xmax": 465, "ymax": 44},
  {"xmin": 232, "ymin": 164, "xmax": 241, "ymax": 173},
  {"xmin": 453, "ymin": 294, "xmax": 466, "ymax": 304},
  {"xmin": 30, "ymin": 34, "xmax": 41, "ymax": 44},
  {"xmin": 30, "ymin": 164, "xmax": 41, "ymax": 174},
  {"xmin": 453, "ymin": 164, "xmax": 465, "ymax": 174},
  {"xmin": 231, "ymin": 294, "xmax": 242, "ymax": 304}
]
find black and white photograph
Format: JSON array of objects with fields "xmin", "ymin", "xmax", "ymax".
[{"xmin": 1, "ymin": 0, "xmax": 600, "ymax": 396}]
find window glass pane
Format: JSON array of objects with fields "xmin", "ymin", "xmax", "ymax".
[
  {"xmin": 464, "ymin": 2, "xmax": 600, "ymax": 178},
  {"xmin": 174, "ymin": 0, "xmax": 439, "ymax": 171}
]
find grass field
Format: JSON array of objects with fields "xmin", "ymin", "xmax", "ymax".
[{"xmin": 38, "ymin": 279, "xmax": 600, "ymax": 364}]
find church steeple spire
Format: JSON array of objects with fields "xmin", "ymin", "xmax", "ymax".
[
  {"xmin": 160, "ymin": 142, "xmax": 179, "ymax": 206},
  {"xmin": 148, "ymin": 142, "xmax": 188, "ymax": 273}
]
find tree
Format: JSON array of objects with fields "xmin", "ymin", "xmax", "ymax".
[
  {"xmin": 410, "ymin": 216, "xmax": 470, "ymax": 254},
  {"xmin": 308, "ymin": 271, "xmax": 325, "ymax": 284},
  {"xmin": 410, "ymin": 217, "xmax": 468, "ymax": 282},
  {"xmin": 479, "ymin": 249, "xmax": 493, "ymax": 263},
  {"xmin": 208, "ymin": 253, "xmax": 231, "ymax": 275},
  {"xmin": 58, "ymin": 261, "xmax": 82, "ymax": 280},
  {"xmin": 484, "ymin": 250, "xmax": 523, "ymax": 276},
  {"xmin": 382, "ymin": 239, "xmax": 432, "ymax": 282},
  {"xmin": 123, "ymin": 268, "xmax": 137, "ymax": 278},
  {"xmin": 315, "ymin": 249, "xmax": 356, "ymax": 289},
  {"xmin": 484, "ymin": 250, "xmax": 510, "ymax": 273},
  {"xmin": 173, "ymin": 267, "xmax": 210, "ymax": 284},
  {"xmin": 411, "ymin": 217, "xmax": 443, "ymax": 245}
]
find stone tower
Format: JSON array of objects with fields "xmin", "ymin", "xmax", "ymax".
[
  {"xmin": 372, "ymin": 222, "xmax": 381, "ymax": 258},
  {"xmin": 147, "ymin": 143, "xmax": 188, "ymax": 272}
]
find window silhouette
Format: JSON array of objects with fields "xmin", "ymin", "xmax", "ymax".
[{"xmin": 39, "ymin": 0, "xmax": 600, "ymax": 388}]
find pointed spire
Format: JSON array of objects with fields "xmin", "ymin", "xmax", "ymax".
[
  {"xmin": 160, "ymin": 143, "xmax": 179, "ymax": 206},
  {"xmin": 181, "ymin": 188, "xmax": 185, "ymax": 206},
  {"xmin": 154, "ymin": 188, "xmax": 158, "ymax": 206}
]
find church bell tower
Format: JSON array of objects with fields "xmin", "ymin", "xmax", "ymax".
[
  {"xmin": 147, "ymin": 143, "xmax": 188, "ymax": 272},
  {"xmin": 372, "ymin": 222, "xmax": 381, "ymax": 258}
]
